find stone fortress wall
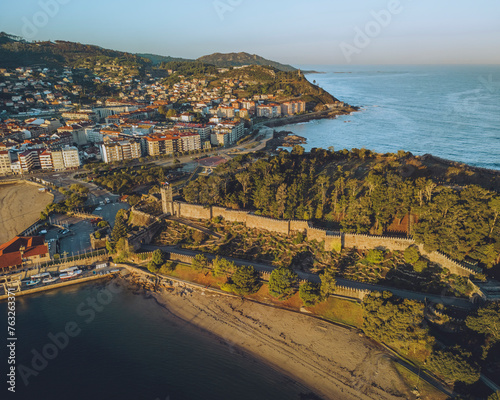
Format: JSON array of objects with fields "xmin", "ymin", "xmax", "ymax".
[{"xmin": 159, "ymin": 187, "xmax": 477, "ymax": 278}]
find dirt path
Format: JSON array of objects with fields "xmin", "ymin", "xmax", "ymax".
[{"xmin": 0, "ymin": 183, "xmax": 53, "ymax": 243}]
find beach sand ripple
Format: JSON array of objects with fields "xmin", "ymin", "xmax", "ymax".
[{"xmin": 0, "ymin": 183, "xmax": 53, "ymax": 243}]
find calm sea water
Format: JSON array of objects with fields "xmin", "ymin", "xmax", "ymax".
[
  {"xmin": 1, "ymin": 282, "xmax": 311, "ymax": 400},
  {"xmin": 284, "ymin": 65, "xmax": 500, "ymax": 169}
]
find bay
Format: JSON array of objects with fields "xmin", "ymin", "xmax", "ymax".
[
  {"xmin": 1, "ymin": 282, "xmax": 310, "ymax": 400},
  {"xmin": 282, "ymin": 65, "xmax": 500, "ymax": 170}
]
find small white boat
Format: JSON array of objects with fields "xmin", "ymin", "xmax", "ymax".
[
  {"xmin": 42, "ymin": 275, "xmax": 59, "ymax": 284},
  {"xmin": 60, "ymin": 266, "xmax": 80, "ymax": 273},
  {"xmin": 59, "ymin": 270, "xmax": 82, "ymax": 280},
  {"xmin": 31, "ymin": 272, "xmax": 51, "ymax": 279}
]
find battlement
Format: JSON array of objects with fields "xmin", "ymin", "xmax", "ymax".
[{"xmin": 159, "ymin": 190, "xmax": 476, "ymax": 276}]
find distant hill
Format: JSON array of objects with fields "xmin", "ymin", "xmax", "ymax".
[
  {"xmin": 0, "ymin": 34, "xmax": 297, "ymax": 74},
  {"xmin": 0, "ymin": 35, "xmax": 150, "ymax": 69},
  {"xmin": 0, "ymin": 32, "xmax": 26, "ymax": 45},
  {"xmin": 197, "ymin": 52, "xmax": 297, "ymax": 72},
  {"xmin": 136, "ymin": 53, "xmax": 193, "ymax": 65}
]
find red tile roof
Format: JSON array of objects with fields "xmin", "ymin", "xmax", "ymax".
[{"xmin": 0, "ymin": 236, "xmax": 48, "ymax": 269}]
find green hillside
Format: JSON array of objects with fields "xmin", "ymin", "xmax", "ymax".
[
  {"xmin": 0, "ymin": 38, "xmax": 150, "ymax": 69},
  {"xmin": 212, "ymin": 65, "xmax": 339, "ymax": 108},
  {"xmin": 137, "ymin": 53, "xmax": 193, "ymax": 65},
  {"xmin": 197, "ymin": 52, "xmax": 297, "ymax": 72}
]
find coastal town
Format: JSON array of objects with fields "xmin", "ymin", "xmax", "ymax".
[{"xmin": 0, "ymin": 62, "xmax": 347, "ymax": 174}]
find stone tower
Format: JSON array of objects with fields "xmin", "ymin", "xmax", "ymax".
[{"xmin": 160, "ymin": 184, "xmax": 173, "ymax": 215}]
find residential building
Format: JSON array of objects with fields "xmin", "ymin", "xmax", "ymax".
[
  {"xmin": 178, "ymin": 132, "xmax": 201, "ymax": 152},
  {"xmin": 19, "ymin": 149, "xmax": 42, "ymax": 173},
  {"xmin": 281, "ymin": 100, "xmax": 306, "ymax": 116},
  {"xmin": 0, "ymin": 150, "xmax": 11, "ymax": 175},
  {"xmin": 61, "ymin": 110, "xmax": 98, "ymax": 122},
  {"xmin": 210, "ymin": 131, "xmax": 229, "ymax": 147},
  {"xmin": 85, "ymin": 127, "xmax": 104, "ymax": 143},
  {"xmin": 39, "ymin": 149, "xmax": 53, "ymax": 170},
  {"xmin": 101, "ymin": 138, "xmax": 141, "ymax": 163},
  {"xmin": 257, "ymin": 103, "xmax": 282, "ymax": 118},
  {"xmin": 146, "ymin": 134, "xmax": 176, "ymax": 156},
  {"xmin": 218, "ymin": 106, "xmax": 236, "ymax": 119},
  {"xmin": 174, "ymin": 123, "xmax": 212, "ymax": 142},
  {"xmin": 51, "ymin": 149, "xmax": 65, "ymax": 170},
  {"xmin": 51, "ymin": 146, "xmax": 81, "ymax": 170},
  {"xmin": 240, "ymin": 100, "xmax": 256, "ymax": 114},
  {"xmin": 57, "ymin": 124, "xmax": 87, "ymax": 146},
  {"xmin": 10, "ymin": 160, "xmax": 21, "ymax": 175},
  {"xmin": 212, "ymin": 121, "xmax": 245, "ymax": 146}
]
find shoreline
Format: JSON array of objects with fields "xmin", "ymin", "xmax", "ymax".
[
  {"xmin": 119, "ymin": 269, "xmax": 411, "ymax": 400},
  {"xmin": 262, "ymin": 107, "xmax": 358, "ymax": 129}
]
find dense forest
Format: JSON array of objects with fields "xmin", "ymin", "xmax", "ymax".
[{"xmin": 182, "ymin": 148, "xmax": 500, "ymax": 270}]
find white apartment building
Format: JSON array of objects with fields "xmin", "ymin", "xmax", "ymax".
[
  {"xmin": 212, "ymin": 121, "xmax": 245, "ymax": 147},
  {"xmin": 100, "ymin": 139, "xmax": 141, "ymax": 163},
  {"xmin": 51, "ymin": 146, "xmax": 81, "ymax": 170},
  {"xmin": 178, "ymin": 132, "xmax": 201, "ymax": 152},
  {"xmin": 0, "ymin": 151, "xmax": 11, "ymax": 175}
]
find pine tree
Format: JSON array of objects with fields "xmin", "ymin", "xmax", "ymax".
[{"xmin": 268, "ymin": 267, "xmax": 298, "ymax": 299}]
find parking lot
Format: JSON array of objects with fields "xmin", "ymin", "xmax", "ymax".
[
  {"xmin": 92, "ymin": 202, "xmax": 129, "ymax": 227},
  {"xmin": 41, "ymin": 200, "xmax": 128, "ymax": 257},
  {"xmin": 43, "ymin": 218, "xmax": 94, "ymax": 257}
]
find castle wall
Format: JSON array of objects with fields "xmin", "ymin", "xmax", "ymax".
[
  {"xmin": 289, "ymin": 220, "xmax": 310, "ymax": 232},
  {"xmin": 212, "ymin": 206, "xmax": 249, "ymax": 223},
  {"xmin": 246, "ymin": 214, "xmax": 290, "ymax": 235},
  {"xmin": 343, "ymin": 233, "xmax": 413, "ymax": 252},
  {"xmin": 324, "ymin": 234, "xmax": 342, "ymax": 252},
  {"xmin": 307, "ymin": 227, "xmax": 329, "ymax": 243},
  {"xmin": 418, "ymin": 246, "xmax": 475, "ymax": 277},
  {"xmin": 176, "ymin": 202, "xmax": 212, "ymax": 220},
  {"xmin": 333, "ymin": 285, "xmax": 370, "ymax": 301},
  {"xmin": 127, "ymin": 221, "xmax": 162, "ymax": 252},
  {"xmin": 169, "ymin": 252, "xmax": 197, "ymax": 265},
  {"xmin": 160, "ymin": 190, "xmax": 477, "ymax": 277},
  {"xmin": 129, "ymin": 208, "xmax": 153, "ymax": 227}
]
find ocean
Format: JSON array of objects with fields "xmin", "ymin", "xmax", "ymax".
[
  {"xmin": 282, "ymin": 65, "xmax": 500, "ymax": 170},
  {"xmin": 1, "ymin": 282, "xmax": 310, "ymax": 400}
]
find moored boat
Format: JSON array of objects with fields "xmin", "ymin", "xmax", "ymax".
[
  {"xmin": 59, "ymin": 266, "xmax": 80, "ymax": 274},
  {"xmin": 59, "ymin": 270, "xmax": 82, "ymax": 280},
  {"xmin": 31, "ymin": 272, "xmax": 51, "ymax": 279},
  {"xmin": 42, "ymin": 275, "xmax": 59, "ymax": 284},
  {"xmin": 25, "ymin": 279, "xmax": 40, "ymax": 286}
]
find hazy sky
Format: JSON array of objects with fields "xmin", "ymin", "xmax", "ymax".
[{"xmin": 1, "ymin": 0, "xmax": 500, "ymax": 66}]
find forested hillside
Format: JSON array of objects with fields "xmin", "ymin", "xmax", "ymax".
[{"xmin": 182, "ymin": 148, "xmax": 500, "ymax": 270}]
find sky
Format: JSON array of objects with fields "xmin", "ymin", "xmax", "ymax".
[{"xmin": 1, "ymin": 0, "xmax": 500, "ymax": 66}]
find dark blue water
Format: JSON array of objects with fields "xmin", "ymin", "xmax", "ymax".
[
  {"xmin": 1, "ymin": 282, "xmax": 311, "ymax": 400},
  {"xmin": 286, "ymin": 65, "xmax": 500, "ymax": 169}
]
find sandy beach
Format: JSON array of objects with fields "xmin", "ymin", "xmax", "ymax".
[
  {"xmin": 128, "ymin": 278, "xmax": 412, "ymax": 400},
  {"xmin": 0, "ymin": 182, "xmax": 53, "ymax": 243}
]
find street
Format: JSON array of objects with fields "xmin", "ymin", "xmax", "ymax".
[{"xmin": 142, "ymin": 244, "xmax": 475, "ymax": 310}]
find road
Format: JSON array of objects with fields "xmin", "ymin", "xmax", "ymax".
[
  {"xmin": 481, "ymin": 374, "xmax": 500, "ymax": 393},
  {"xmin": 142, "ymin": 244, "xmax": 475, "ymax": 310}
]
